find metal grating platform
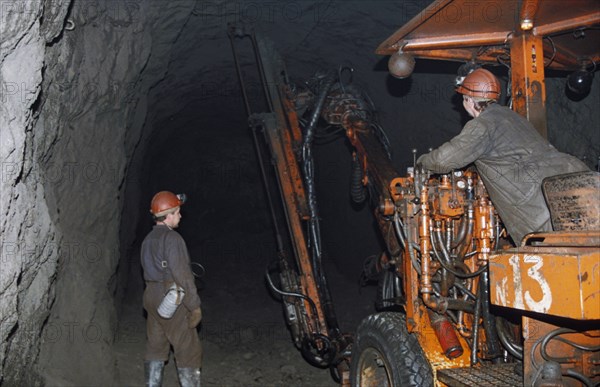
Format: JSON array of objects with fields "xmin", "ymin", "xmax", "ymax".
[{"xmin": 437, "ymin": 363, "xmax": 523, "ymax": 387}]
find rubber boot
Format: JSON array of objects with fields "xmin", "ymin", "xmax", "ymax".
[
  {"xmin": 177, "ymin": 367, "xmax": 201, "ymax": 387},
  {"xmin": 144, "ymin": 360, "xmax": 164, "ymax": 387}
]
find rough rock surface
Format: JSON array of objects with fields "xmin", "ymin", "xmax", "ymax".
[{"xmin": 0, "ymin": 0, "xmax": 598, "ymax": 385}]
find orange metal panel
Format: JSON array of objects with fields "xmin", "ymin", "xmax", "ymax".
[{"xmin": 489, "ymin": 247, "xmax": 600, "ymax": 320}]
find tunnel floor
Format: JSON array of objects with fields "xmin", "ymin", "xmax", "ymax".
[
  {"xmin": 110, "ymin": 103, "xmax": 377, "ymax": 386},
  {"xmin": 113, "ymin": 227, "xmax": 375, "ymax": 386}
]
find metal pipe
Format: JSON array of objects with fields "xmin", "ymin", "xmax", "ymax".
[
  {"xmin": 228, "ymin": 28, "xmax": 252, "ymax": 116},
  {"xmin": 250, "ymin": 33, "xmax": 274, "ymax": 113},
  {"xmin": 471, "ymin": 285, "xmax": 482, "ymax": 366},
  {"xmin": 229, "ymin": 30, "xmax": 285, "ymax": 254},
  {"xmin": 419, "ymin": 185, "xmax": 433, "ymax": 299}
]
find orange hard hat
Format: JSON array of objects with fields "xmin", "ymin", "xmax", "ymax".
[
  {"xmin": 456, "ymin": 68, "xmax": 500, "ymax": 100},
  {"xmin": 150, "ymin": 191, "xmax": 186, "ymax": 217}
]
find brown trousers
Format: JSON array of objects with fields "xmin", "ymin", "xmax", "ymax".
[{"xmin": 143, "ymin": 282, "xmax": 202, "ymax": 368}]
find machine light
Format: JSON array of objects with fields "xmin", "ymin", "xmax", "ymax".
[
  {"xmin": 567, "ymin": 61, "xmax": 595, "ymax": 95},
  {"xmin": 520, "ymin": 18, "xmax": 534, "ymax": 31},
  {"xmin": 388, "ymin": 48, "xmax": 415, "ymax": 79}
]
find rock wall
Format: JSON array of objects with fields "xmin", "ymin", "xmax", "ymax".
[
  {"xmin": 1, "ymin": 1, "xmax": 197, "ymax": 385},
  {"xmin": 1, "ymin": 1, "xmax": 72, "ymax": 384}
]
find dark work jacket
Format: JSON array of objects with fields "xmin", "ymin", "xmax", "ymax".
[
  {"xmin": 141, "ymin": 224, "xmax": 201, "ymax": 311},
  {"xmin": 418, "ymin": 103, "xmax": 589, "ymax": 244}
]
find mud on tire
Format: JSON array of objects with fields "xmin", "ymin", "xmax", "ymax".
[{"xmin": 350, "ymin": 312, "xmax": 433, "ymax": 387}]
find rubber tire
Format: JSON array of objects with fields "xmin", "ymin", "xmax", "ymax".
[{"xmin": 351, "ymin": 312, "xmax": 433, "ymax": 387}]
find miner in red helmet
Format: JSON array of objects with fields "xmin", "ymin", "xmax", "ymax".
[
  {"xmin": 418, "ymin": 68, "xmax": 589, "ymax": 244},
  {"xmin": 141, "ymin": 191, "xmax": 202, "ymax": 387}
]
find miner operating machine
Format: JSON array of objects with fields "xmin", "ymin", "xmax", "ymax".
[{"xmin": 229, "ymin": 1, "xmax": 600, "ymax": 386}]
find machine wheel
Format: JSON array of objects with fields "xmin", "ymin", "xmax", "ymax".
[{"xmin": 350, "ymin": 312, "xmax": 433, "ymax": 387}]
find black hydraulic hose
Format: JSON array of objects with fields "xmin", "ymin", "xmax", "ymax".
[
  {"xmin": 432, "ymin": 231, "xmax": 488, "ymax": 279},
  {"xmin": 496, "ymin": 317, "xmax": 523, "ymax": 360},
  {"xmin": 451, "ymin": 215, "xmax": 468, "ymax": 249},
  {"xmin": 302, "ymin": 70, "xmax": 337, "ymax": 265},
  {"xmin": 540, "ymin": 328, "xmax": 595, "ymax": 363},
  {"xmin": 265, "ymin": 266, "xmax": 320, "ymax": 324},
  {"xmin": 350, "ymin": 153, "xmax": 367, "ymax": 203},
  {"xmin": 431, "ymin": 229, "xmax": 453, "ymax": 266},
  {"xmin": 564, "ymin": 369, "xmax": 594, "ymax": 387},
  {"xmin": 393, "ymin": 214, "xmax": 421, "ymax": 274},
  {"xmin": 457, "ymin": 204, "xmax": 475, "ymax": 261},
  {"xmin": 537, "ymin": 328, "xmax": 598, "ymax": 387},
  {"xmin": 453, "ymin": 281, "xmax": 477, "ymax": 300},
  {"xmin": 480, "ymin": 270, "xmax": 502, "ymax": 362},
  {"xmin": 392, "ymin": 213, "xmax": 407, "ymax": 250},
  {"xmin": 301, "ymin": 333, "xmax": 335, "ymax": 367},
  {"xmin": 301, "ymin": 70, "xmax": 339, "ymax": 332}
]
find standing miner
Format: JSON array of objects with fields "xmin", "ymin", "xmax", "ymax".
[
  {"xmin": 418, "ymin": 68, "xmax": 589, "ymax": 244},
  {"xmin": 141, "ymin": 191, "xmax": 202, "ymax": 387}
]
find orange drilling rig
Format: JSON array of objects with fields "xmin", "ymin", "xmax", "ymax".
[{"xmin": 229, "ymin": 1, "xmax": 599, "ymax": 386}]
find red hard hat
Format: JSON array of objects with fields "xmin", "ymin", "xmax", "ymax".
[
  {"xmin": 456, "ymin": 68, "xmax": 501, "ymax": 100},
  {"xmin": 150, "ymin": 191, "xmax": 185, "ymax": 217}
]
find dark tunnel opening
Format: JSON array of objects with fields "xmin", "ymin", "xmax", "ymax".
[{"xmin": 116, "ymin": 63, "xmax": 382, "ymax": 385}]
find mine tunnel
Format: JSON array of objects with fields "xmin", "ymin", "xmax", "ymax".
[{"xmin": 1, "ymin": 1, "xmax": 599, "ymax": 386}]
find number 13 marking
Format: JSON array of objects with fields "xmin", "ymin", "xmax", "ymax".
[{"xmin": 508, "ymin": 254, "xmax": 552, "ymax": 313}]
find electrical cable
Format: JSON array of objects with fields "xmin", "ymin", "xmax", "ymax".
[{"xmin": 543, "ymin": 35, "xmax": 557, "ymax": 68}]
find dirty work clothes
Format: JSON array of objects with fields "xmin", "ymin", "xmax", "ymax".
[
  {"xmin": 141, "ymin": 224, "xmax": 202, "ymax": 368},
  {"xmin": 418, "ymin": 103, "xmax": 589, "ymax": 244},
  {"xmin": 141, "ymin": 224, "xmax": 201, "ymax": 311},
  {"xmin": 143, "ymin": 282, "xmax": 202, "ymax": 368}
]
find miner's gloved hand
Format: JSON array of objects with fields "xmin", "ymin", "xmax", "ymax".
[{"xmin": 188, "ymin": 307, "xmax": 202, "ymax": 329}]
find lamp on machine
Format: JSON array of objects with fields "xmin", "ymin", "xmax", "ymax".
[
  {"xmin": 567, "ymin": 60, "xmax": 596, "ymax": 95},
  {"xmin": 519, "ymin": 0, "xmax": 536, "ymax": 31},
  {"xmin": 388, "ymin": 46, "xmax": 415, "ymax": 79},
  {"xmin": 520, "ymin": 18, "xmax": 534, "ymax": 31}
]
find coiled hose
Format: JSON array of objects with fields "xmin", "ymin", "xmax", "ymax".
[{"xmin": 350, "ymin": 153, "xmax": 367, "ymax": 203}]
